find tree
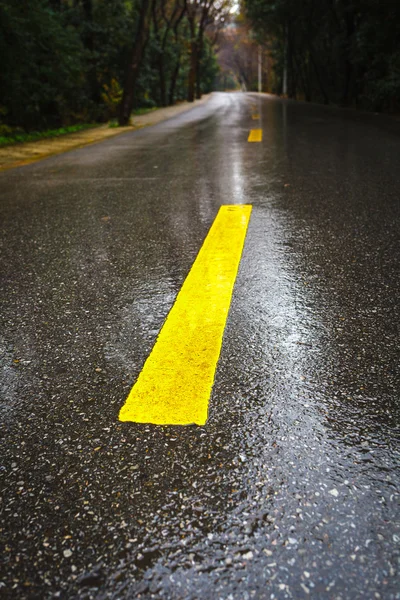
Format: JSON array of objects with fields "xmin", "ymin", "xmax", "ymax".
[
  {"xmin": 217, "ymin": 18, "xmax": 259, "ymax": 91},
  {"xmin": 0, "ymin": 0, "xmax": 226, "ymax": 133},
  {"xmin": 186, "ymin": 0, "xmax": 231, "ymax": 102},
  {"xmin": 243, "ymin": 0, "xmax": 400, "ymax": 112},
  {"xmin": 0, "ymin": 0, "xmax": 83, "ymax": 130},
  {"xmin": 118, "ymin": 0, "xmax": 153, "ymax": 125},
  {"xmin": 151, "ymin": 0, "xmax": 186, "ymax": 106}
]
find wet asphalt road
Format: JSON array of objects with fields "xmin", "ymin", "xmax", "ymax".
[{"xmin": 1, "ymin": 92, "xmax": 399, "ymax": 599}]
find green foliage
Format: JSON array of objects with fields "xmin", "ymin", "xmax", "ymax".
[
  {"xmin": 0, "ymin": 0, "xmax": 222, "ymax": 134},
  {"xmin": 101, "ymin": 79, "xmax": 124, "ymax": 118},
  {"xmin": 199, "ymin": 38, "xmax": 220, "ymax": 94},
  {"xmin": 84, "ymin": 0, "xmax": 135, "ymax": 118},
  {"xmin": 244, "ymin": 0, "xmax": 400, "ymax": 112},
  {"xmin": 0, "ymin": 0, "xmax": 84, "ymax": 130},
  {"xmin": 0, "ymin": 123, "xmax": 97, "ymax": 146}
]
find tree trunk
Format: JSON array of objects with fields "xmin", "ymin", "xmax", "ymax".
[
  {"xmin": 187, "ymin": 39, "xmax": 197, "ymax": 102},
  {"xmin": 152, "ymin": 1, "xmax": 167, "ymax": 107},
  {"xmin": 158, "ymin": 55, "xmax": 167, "ymax": 106},
  {"xmin": 287, "ymin": 28, "xmax": 297, "ymax": 99},
  {"xmin": 168, "ymin": 4, "xmax": 186, "ymax": 106},
  {"xmin": 195, "ymin": 59, "xmax": 201, "ymax": 99},
  {"xmin": 118, "ymin": 0, "xmax": 152, "ymax": 126},
  {"xmin": 341, "ymin": 9, "xmax": 356, "ymax": 105},
  {"xmin": 186, "ymin": 10, "xmax": 197, "ymax": 104},
  {"xmin": 282, "ymin": 25, "xmax": 288, "ymax": 95},
  {"xmin": 195, "ymin": 30, "xmax": 204, "ymax": 100},
  {"xmin": 309, "ymin": 50, "xmax": 330, "ymax": 104},
  {"xmin": 169, "ymin": 54, "xmax": 181, "ymax": 105},
  {"xmin": 81, "ymin": 0, "xmax": 101, "ymax": 108}
]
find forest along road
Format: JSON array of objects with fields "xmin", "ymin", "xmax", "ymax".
[{"xmin": 0, "ymin": 92, "xmax": 399, "ymax": 599}]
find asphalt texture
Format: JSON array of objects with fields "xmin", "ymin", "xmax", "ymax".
[{"xmin": 1, "ymin": 92, "xmax": 399, "ymax": 599}]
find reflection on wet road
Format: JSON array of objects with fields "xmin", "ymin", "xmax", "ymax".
[{"xmin": 0, "ymin": 92, "xmax": 399, "ymax": 599}]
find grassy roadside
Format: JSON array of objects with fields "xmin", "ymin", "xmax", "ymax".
[
  {"xmin": 0, "ymin": 123, "xmax": 98, "ymax": 147},
  {"xmin": 0, "ymin": 108, "xmax": 159, "ymax": 147},
  {"xmin": 0, "ymin": 95, "xmax": 211, "ymax": 172}
]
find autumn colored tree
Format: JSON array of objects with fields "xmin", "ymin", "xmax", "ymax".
[{"xmin": 186, "ymin": 0, "xmax": 231, "ymax": 102}]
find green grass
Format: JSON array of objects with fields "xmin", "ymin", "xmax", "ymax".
[
  {"xmin": 108, "ymin": 107, "xmax": 159, "ymax": 128},
  {"xmin": 1, "ymin": 107, "xmax": 160, "ymax": 144},
  {"xmin": 0, "ymin": 123, "xmax": 98, "ymax": 147}
]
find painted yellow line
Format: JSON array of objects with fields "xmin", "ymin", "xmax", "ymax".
[
  {"xmin": 119, "ymin": 205, "xmax": 252, "ymax": 426},
  {"xmin": 252, "ymin": 114, "xmax": 260, "ymax": 120},
  {"xmin": 248, "ymin": 129, "xmax": 262, "ymax": 142}
]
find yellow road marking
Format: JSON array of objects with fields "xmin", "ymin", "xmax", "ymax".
[
  {"xmin": 119, "ymin": 205, "xmax": 252, "ymax": 426},
  {"xmin": 248, "ymin": 129, "xmax": 262, "ymax": 142},
  {"xmin": 252, "ymin": 114, "xmax": 260, "ymax": 120}
]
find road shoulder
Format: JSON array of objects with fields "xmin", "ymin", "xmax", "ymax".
[{"xmin": 0, "ymin": 95, "xmax": 212, "ymax": 172}]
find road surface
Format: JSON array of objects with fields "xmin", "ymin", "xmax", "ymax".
[{"xmin": 1, "ymin": 92, "xmax": 399, "ymax": 599}]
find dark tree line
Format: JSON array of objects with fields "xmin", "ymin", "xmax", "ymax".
[
  {"xmin": 0, "ymin": 0, "xmax": 227, "ymax": 133},
  {"xmin": 244, "ymin": 0, "xmax": 400, "ymax": 112}
]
